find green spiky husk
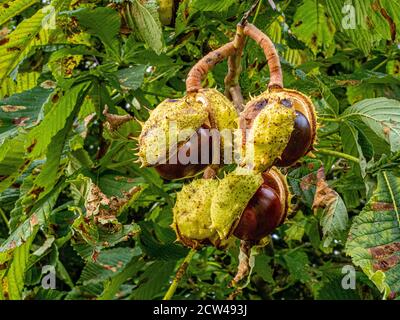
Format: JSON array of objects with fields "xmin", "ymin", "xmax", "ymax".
[
  {"xmin": 241, "ymin": 96, "xmax": 296, "ymax": 172},
  {"xmin": 138, "ymin": 97, "xmax": 208, "ymax": 167},
  {"xmin": 199, "ymin": 88, "xmax": 238, "ymax": 131},
  {"xmin": 210, "ymin": 167, "xmax": 263, "ymax": 240},
  {"xmin": 172, "ymin": 179, "xmax": 221, "ymax": 248}
]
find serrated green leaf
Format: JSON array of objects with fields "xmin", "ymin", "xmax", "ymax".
[
  {"xmin": 2, "ymin": 232, "xmax": 35, "ymax": 299},
  {"xmin": 346, "ymin": 171, "xmax": 400, "ymax": 297},
  {"xmin": 129, "ymin": 0, "xmax": 164, "ymax": 54},
  {"xmin": 0, "ymin": 0, "xmax": 38, "ymax": 26},
  {"xmin": 0, "ymin": 180, "xmax": 65, "ymax": 253},
  {"xmin": 342, "ymin": 98, "xmax": 400, "ymax": 153},
  {"xmin": 292, "ymin": 0, "xmax": 336, "ymax": 54},
  {"xmin": 340, "ymin": 121, "xmax": 366, "ymax": 177},
  {"xmin": 0, "ymin": 0, "xmax": 68, "ymax": 86},
  {"xmin": 72, "ymin": 7, "xmax": 121, "ymax": 59},
  {"xmin": 190, "ymin": 0, "xmax": 236, "ymax": 12},
  {"xmin": 0, "ymin": 72, "xmax": 40, "ymax": 99},
  {"xmin": 0, "ymin": 86, "xmax": 53, "ymax": 134}
]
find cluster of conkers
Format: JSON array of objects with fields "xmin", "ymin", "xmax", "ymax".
[{"xmin": 137, "ymin": 23, "xmax": 317, "ymax": 246}]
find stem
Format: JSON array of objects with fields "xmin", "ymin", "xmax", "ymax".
[
  {"xmin": 252, "ymin": 0, "xmax": 263, "ymax": 23},
  {"xmin": 243, "ymin": 23, "xmax": 283, "ymax": 89},
  {"xmin": 317, "ymin": 148, "xmax": 359, "ymax": 163},
  {"xmin": 0, "ymin": 208, "xmax": 9, "ymax": 231},
  {"xmin": 319, "ymin": 117, "xmax": 341, "ymax": 123},
  {"xmin": 186, "ymin": 42, "xmax": 237, "ymax": 93},
  {"xmin": 163, "ymin": 248, "xmax": 197, "ymax": 300}
]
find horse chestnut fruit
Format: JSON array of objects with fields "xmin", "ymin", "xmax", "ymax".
[
  {"xmin": 138, "ymin": 89, "xmax": 237, "ymax": 180},
  {"xmin": 154, "ymin": 127, "xmax": 212, "ymax": 180},
  {"xmin": 239, "ymin": 88, "xmax": 317, "ymax": 172},
  {"xmin": 274, "ymin": 110, "xmax": 312, "ymax": 167},
  {"xmin": 232, "ymin": 169, "xmax": 289, "ymax": 242},
  {"xmin": 233, "ymin": 185, "xmax": 282, "ymax": 242}
]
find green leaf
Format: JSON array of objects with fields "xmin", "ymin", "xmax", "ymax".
[
  {"xmin": 283, "ymin": 250, "xmax": 312, "ymax": 283},
  {"xmin": 2, "ymin": 232, "xmax": 35, "ymax": 299},
  {"xmin": 0, "ymin": 0, "xmax": 39, "ymax": 26},
  {"xmin": 0, "ymin": 180, "xmax": 65, "ymax": 253},
  {"xmin": 129, "ymin": 260, "xmax": 176, "ymax": 300},
  {"xmin": 72, "ymin": 7, "xmax": 121, "ymax": 59},
  {"xmin": 291, "ymin": 0, "xmax": 336, "ymax": 54},
  {"xmin": 0, "ymin": 86, "xmax": 53, "ymax": 134},
  {"xmin": 346, "ymin": 171, "xmax": 400, "ymax": 297},
  {"xmin": 190, "ymin": 0, "xmax": 236, "ymax": 12},
  {"xmin": 129, "ymin": 0, "xmax": 164, "ymax": 55},
  {"xmin": 78, "ymin": 247, "xmax": 141, "ymax": 285},
  {"xmin": 340, "ymin": 121, "xmax": 366, "ymax": 177},
  {"xmin": 115, "ymin": 65, "xmax": 146, "ymax": 91},
  {"xmin": 0, "ymin": 0, "xmax": 68, "ymax": 86},
  {"xmin": 319, "ymin": 192, "xmax": 348, "ymax": 247},
  {"xmin": 27, "ymin": 82, "xmax": 91, "ymax": 158},
  {"xmin": 342, "ymin": 98, "xmax": 400, "ymax": 153},
  {"xmin": 0, "ymin": 72, "xmax": 40, "ymax": 99},
  {"xmin": 316, "ymin": 272, "xmax": 361, "ymax": 300}
]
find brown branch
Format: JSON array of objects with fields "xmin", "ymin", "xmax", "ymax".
[
  {"xmin": 186, "ymin": 42, "xmax": 237, "ymax": 93},
  {"xmin": 224, "ymin": 24, "xmax": 246, "ymax": 112},
  {"xmin": 243, "ymin": 23, "xmax": 283, "ymax": 89},
  {"xmin": 230, "ymin": 240, "xmax": 253, "ymax": 287}
]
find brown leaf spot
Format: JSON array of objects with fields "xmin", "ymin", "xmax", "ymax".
[
  {"xmin": 0, "ymin": 37, "xmax": 9, "ymax": 45},
  {"xmin": 91, "ymin": 250, "xmax": 100, "ymax": 262},
  {"xmin": 370, "ymin": 242, "xmax": 400, "ymax": 259},
  {"xmin": 372, "ymin": 255, "xmax": 400, "ymax": 272},
  {"xmin": 40, "ymin": 80, "xmax": 57, "ymax": 89},
  {"xmin": 380, "ymin": 8, "xmax": 396, "ymax": 42},
  {"xmin": 1, "ymin": 105, "xmax": 26, "ymax": 112},
  {"xmin": 383, "ymin": 126, "xmax": 391, "ymax": 137},
  {"xmin": 294, "ymin": 20, "xmax": 303, "ymax": 27},
  {"xmin": 300, "ymin": 172, "xmax": 317, "ymax": 191},
  {"xmin": 12, "ymin": 117, "xmax": 30, "ymax": 126},
  {"xmin": 30, "ymin": 186, "xmax": 44, "ymax": 199},
  {"xmin": 370, "ymin": 242, "xmax": 400, "ymax": 272},
  {"xmin": 27, "ymin": 139, "xmax": 37, "ymax": 153},
  {"xmin": 7, "ymin": 46, "xmax": 21, "ymax": 52},
  {"xmin": 101, "ymin": 264, "xmax": 117, "ymax": 272},
  {"xmin": 335, "ymin": 80, "xmax": 360, "ymax": 86},
  {"xmin": 51, "ymin": 93, "xmax": 60, "ymax": 104},
  {"xmin": 30, "ymin": 214, "xmax": 39, "ymax": 228},
  {"xmin": 371, "ymin": 202, "xmax": 395, "ymax": 211},
  {"xmin": 0, "ymin": 175, "xmax": 9, "ymax": 182}
]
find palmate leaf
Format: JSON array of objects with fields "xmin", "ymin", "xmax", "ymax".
[
  {"xmin": 130, "ymin": 259, "xmax": 177, "ymax": 300},
  {"xmin": 325, "ymin": 0, "xmax": 389, "ymax": 55},
  {"xmin": 0, "ymin": 179, "xmax": 65, "ymax": 253},
  {"xmin": 0, "ymin": 133, "xmax": 29, "ymax": 193},
  {"xmin": 0, "ymin": 72, "xmax": 40, "ymax": 99},
  {"xmin": 0, "ymin": 0, "xmax": 39, "ymax": 26},
  {"xmin": 341, "ymin": 98, "xmax": 400, "ymax": 153},
  {"xmin": 346, "ymin": 171, "xmax": 400, "ymax": 297},
  {"xmin": 1, "ymin": 232, "xmax": 35, "ymax": 300},
  {"xmin": 27, "ymin": 81, "xmax": 91, "ymax": 158},
  {"xmin": 128, "ymin": 0, "xmax": 164, "ymax": 55},
  {"xmin": 0, "ymin": 86, "xmax": 53, "ymax": 134},
  {"xmin": 67, "ymin": 247, "xmax": 142, "ymax": 300},
  {"xmin": 78, "ymin": 247, "xmax": 141, "ymax": 285},
  {"xmin": 190, "ymin": 0, "xmax": 236, "ymax": 12},
  {"xmin": 0, "ymin": 0, "xmax": 68, "ymax": 87},
  {"xmin": 72, "ymin": 7, "xmax": 121, "ymax": 60},
  {"xmin": 291, "ymin": 0, "xmax": 336, "ymax": 54},
  {"xmin": 340, "ymin": 121, "xmax": 367, "ymax": 177}
]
